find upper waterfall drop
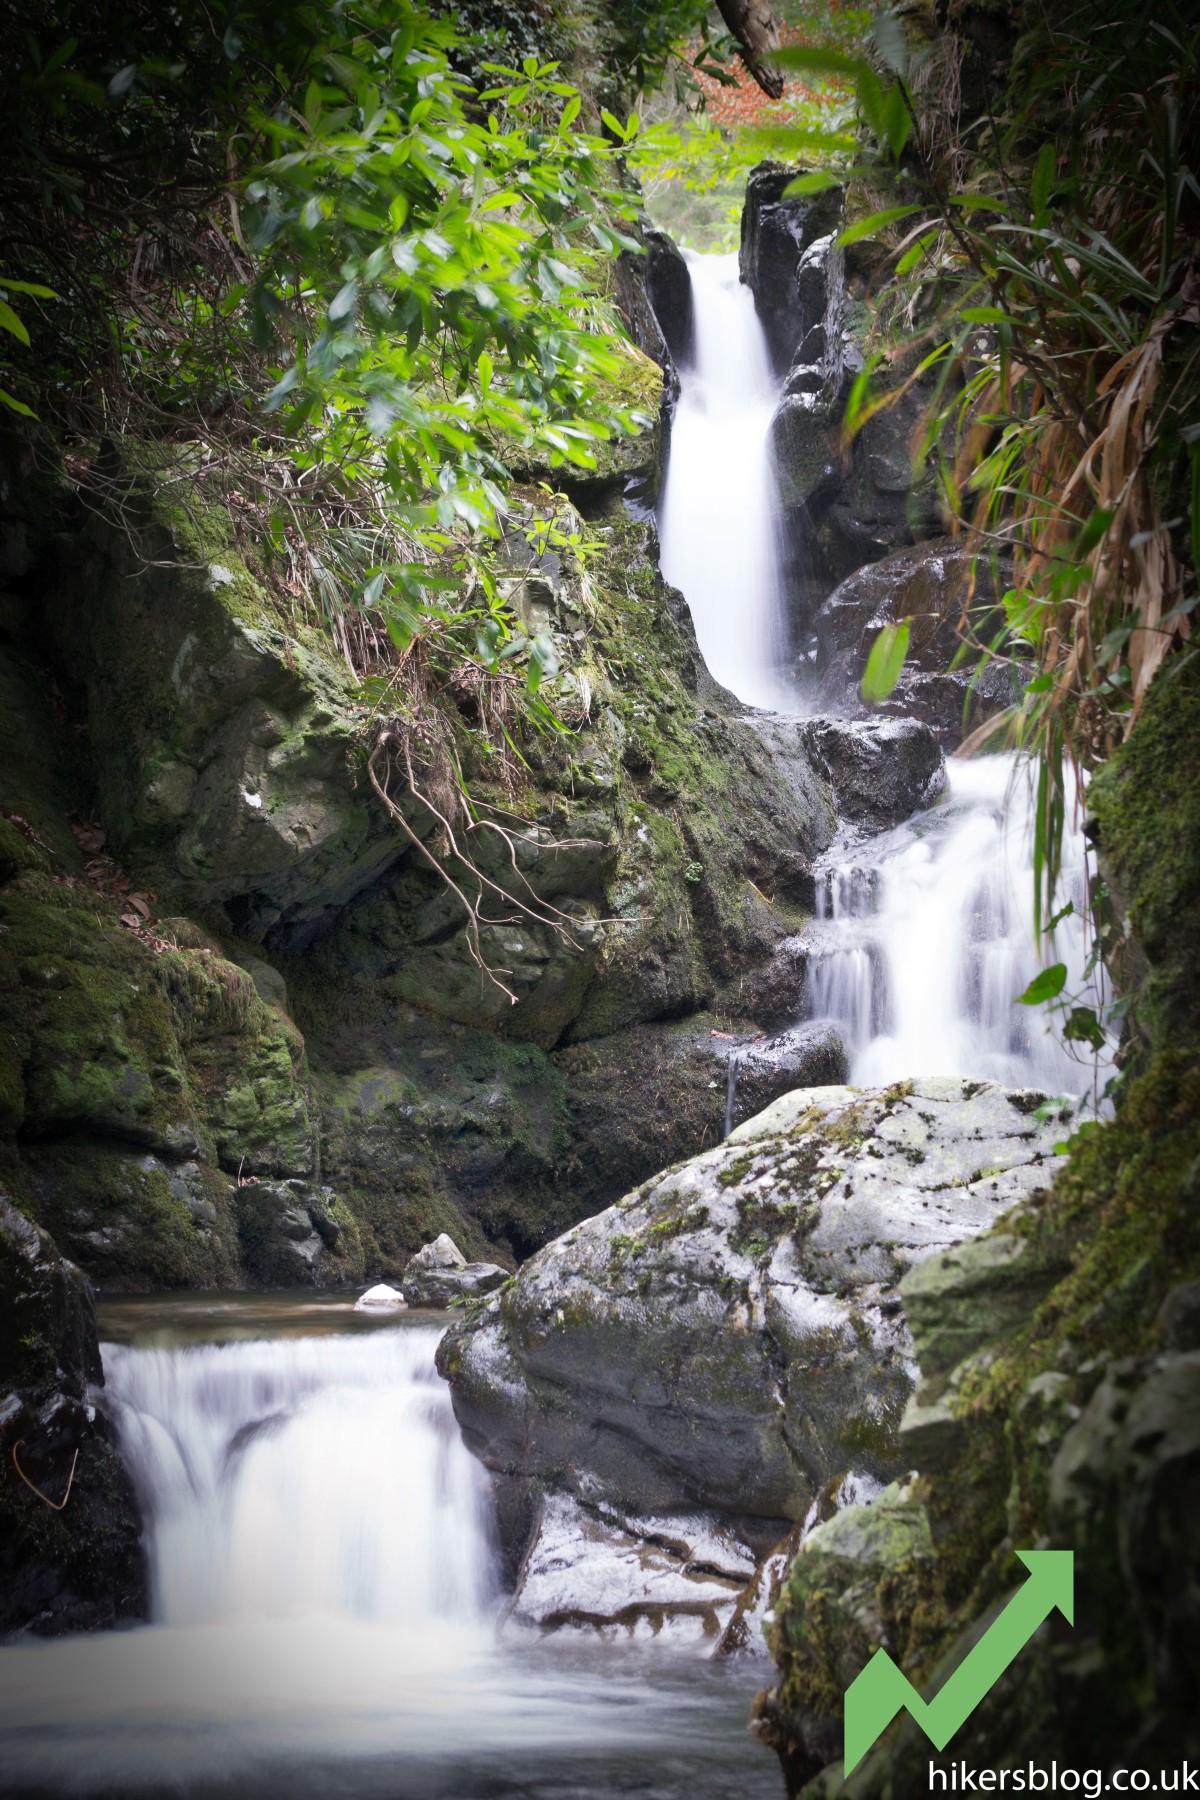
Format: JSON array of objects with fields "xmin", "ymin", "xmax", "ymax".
[{"xmin": 658, "ymin": 253, "xmax": 789, "ymax": 711}]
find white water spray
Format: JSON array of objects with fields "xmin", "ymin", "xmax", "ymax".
[
  {"xmin": 803, "ymin": 757, "xmax": 1111, "ymax": 1096},
  {"xmin": 103, "ymin": 1327, "xmax": 496, "ymax": 1626},
  {"xmin": 659, "ymin": 253, "xmax": 787, "ymax": 709}
]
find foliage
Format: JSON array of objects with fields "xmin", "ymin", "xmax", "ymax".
[
  {"xmin": 630, "ymin": 7, "xmax": 864, "ymax": 251},
  {"xmin": 763, "ymin": 1, "xmax": 1199, "ymax": 939},
  {"xmin": 0, "ymin": 0, "xmax": 661, "ymax": 996}
]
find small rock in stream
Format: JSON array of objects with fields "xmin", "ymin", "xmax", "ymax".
[
  {"xmin": 402, "ymin": 1233, "xmax": 508, "ymax": 1308},
  {"xmin": 354, "ymin": 1283, "xmax": 407, "ymax": 1311}
]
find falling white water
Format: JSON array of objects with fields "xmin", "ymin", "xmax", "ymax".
[
  {"xmin": 103, "ymin": 1327, "xmax": 497, "ymax": 1626},
  {"xmin": 0, "ymin": 1319, "xmax": 782, "ymax": 1797},
  {"xmin": 803, "ymin": 755, "xmax": 1114, "ymax": 1097},
  {"xmin": 659, "ymin": 253, "xmax": 788, "ymax": 709}
]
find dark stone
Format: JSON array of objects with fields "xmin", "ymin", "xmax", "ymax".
[
  {"xmin": 798, "ymin": 716, "xmax": 946, "ymax": 832},
  {"xmin": 235, "ymin": 1179, "xmax": 349, "ymax": 1285},
  {"xmin": 725, "ymin": 1021, "xmax": 848, "ymax": 1130},
  {"xmin": 739, "ymin": 164, "xmax": 844, "ymax": 374},
  {"xmin": 403, "ymin": 1261, "xmax": 509, "ymax": 1308},
  {"xmin": 810, "ymin": 539, "xmax": 1021, "ymax": 748},
  {"xmin": 0, "ymin": 1193, "xmax": 147, "ymax": 1637}
]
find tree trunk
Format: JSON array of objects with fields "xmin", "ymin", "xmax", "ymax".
[{"xmin": 714, "ymin": 0, "xmax": 784, "ymax": 99}]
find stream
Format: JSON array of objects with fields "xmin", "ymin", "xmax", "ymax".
[
  {"xmin": 0, "ymin": 248, "xmax": 1106, "ymax": 1796},
  {"xmin": 0, "ymin": 1297, "xmax": 783, "ymax": 1799}
]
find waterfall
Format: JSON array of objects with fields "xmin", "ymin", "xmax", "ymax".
[
  {"xmin": 802, "ymin": 756, "xmax": 1113, "ymax": 1097},
  {"xmin": 103, "ymin": 1327, "xmax": 496, "ymax": 1626},
  {"xmin": 0, "ymin": 1324, "xmax": 780, "ymax": 1796},
  {"xmin": 658, "ymin": 253, "xmax": 787, "ymax": 709}
]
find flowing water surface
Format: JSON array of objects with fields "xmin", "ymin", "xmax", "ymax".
[
  {"xmin": 659, "ymin": 252, "xmax": 790, "ymax": 710},
  {"xmin": 0, "ymin": 1298, "xmax": 783, "ymax": 1800},
  {"xmin": 658, "ymin": 252, "xmax": 1111, "ymax": 1103}
]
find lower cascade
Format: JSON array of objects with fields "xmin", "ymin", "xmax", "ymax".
[
  {"xmin": 0, "ymin": 1317, "xmax": 781, "ymax": 1798},
  {"xmin": 104, "ymin": 1329, "xmax": 496, "ymax": 1627}
]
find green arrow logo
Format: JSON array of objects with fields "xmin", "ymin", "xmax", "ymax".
[{"xmin": 843, "ymin": 1550, "xmax": 1074, "ymax": 1775}]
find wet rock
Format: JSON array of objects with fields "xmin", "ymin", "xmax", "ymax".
[
  {"xmin": 617, "ymin": 224, "xmax": 694, "ymax": 376},
  {"xmin": 401, "ymin": 1232, "xmax": 507, "ymax": 1307},
  {"xmin": 1050, "ymin": 1351, "xmax": 1200, "ymax": 1714},
  {"xmin": 235, "ymin": 1179, "xmax": 363, "ymax": 1287},
  {"xmin": 811, "ymin": 541, "xmax": 1021, "ymax": 748},
  {"xmin": 507, "ymin": 1492, "xmax": 752, "ymax": 1644},
  {"xmin": 757, "ymin": 1479, "xmax": 935, "ymax": 1783},
  {"xmin": 0, "ymin": 1192, "xmax": 147, "ymax": 1635},
  {"xmin": 404, "ymin": 1260, "xmax": 509, "ymax": 1309},
  {"xmin": 798, "ymin": 717, "xmax": 945, "ymax": 832},
  {"xmin": 439, "ymin": 1079, "xmax": 1068, "ymax": 1526},
  {"xmin": 721, "ymin": 939, "xmax": 811, "ymax": 1032},
  {"xmin": 739, "ymin": 165, "xmax": 844, "ymax": 374},
  {"xmin": 725, "ymin": 1022, "xmax": 847, "ymax": 1131}
]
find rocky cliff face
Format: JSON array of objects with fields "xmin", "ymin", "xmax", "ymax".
[{"xmin": 0, "ymin": 308, "xmax": 846, "ymax": 1313}]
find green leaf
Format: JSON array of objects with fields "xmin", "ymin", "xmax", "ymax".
[
  {"xmin": 838, "ymin": 206, "xmax": 922, "ymax": 247},
  {"xmin": 872, "ymin": 10, "xmax": 908, "ymax": 75},
  {"xmin": 959, "ymin": 306, "xmax": 1012, "ymax": 325},
  {"xmin": 782, "ymin": 171, "xmax": 844, "ymax": 198},
  {"xmin": 0, "ymin": 386, "xmax": 36, "ymax": 418},
  {"xmin": 896, "ymin": 230, "xmax": 940, "ymax": 275},
  {"xmin": 947, "ymin": 193, "xmax": 1010, "ymax": 214},
  {"xmin": 883, "ymin": 82, "xmax": 910, "ymax": 158},
  {"xmin": 1062, "ymin": 1006, "xmax": 1107, "ymax": 1049},
  {"xmin": 1075, "ymin": 507, "xmax": 1115, "ymax": 556},
  {"xmin": 771, "ymin": 45, "xmax": 864, "ymax": 78},
  {"xmin": 0, "ymin": 278, "xmax": 56, "ymax": 299},
  {"xmin": 1031, "ymin": 142, "xmax": 1056, "ymax": 219},
  {"xmin": 0, "ymin": 300, "xmax": 30, "ymax": 346},
  {"xmin": 861, "ymin": 620, "xmax": 910, "ymax": 704},
  {"xmin": 1016, "ymin": 963, "xmax": 1068, "ymax": 1005}
]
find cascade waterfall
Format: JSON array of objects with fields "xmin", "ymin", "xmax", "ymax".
[
  {"xmin": 104, "ymin": 1330, "xmax": 496, "ymax": 1626},
  {"xmin": 0, "ymin": 1320, "xmax": 777, "ymax": 1797},
  {"xmin": 657, "ymin": 253, "xmax": 1110, "ymax": 1101}
]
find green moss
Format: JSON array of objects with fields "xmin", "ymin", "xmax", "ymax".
[
  {"xmin": 1089, "ymin": 658, "xmax": 1200, "ymax": 1055},
  {"xmin": 23, "ymin": 1141, "xmax": 239, "ymax": 1291}
]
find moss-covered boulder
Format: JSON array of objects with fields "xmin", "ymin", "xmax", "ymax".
[
  {"xmin": 44, "ymin": 462, "xmax": 404, "ymax": 937},
  {"xmin": 439, "ymin": 1078, "xmax": 1067, "ymax": 1542}
]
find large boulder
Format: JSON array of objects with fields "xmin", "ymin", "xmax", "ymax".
[{"xmin": 439, "ymin": 1079, "xmax": 1068, "ymax": 1531}]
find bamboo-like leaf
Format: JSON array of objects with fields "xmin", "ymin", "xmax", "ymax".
[
  {"xmin": 861, "ymin": 621, "xmax": 910, "ymax": 703},
  {"xmin": 838, "ymin": 206, "xmax": 922, "ymax": 247}
]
